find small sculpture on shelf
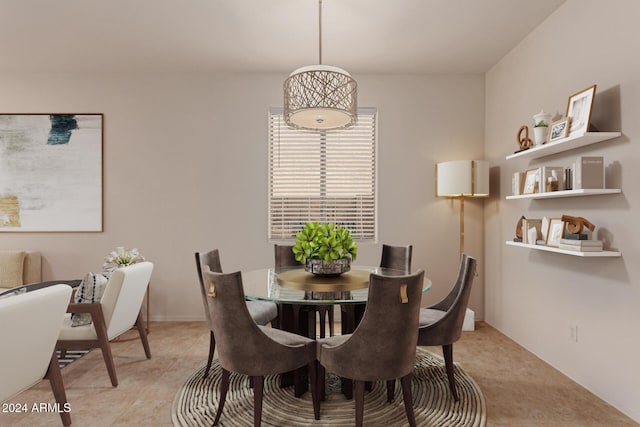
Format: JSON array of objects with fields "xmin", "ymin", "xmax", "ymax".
[
  {"xmin": 516, "ymin": 125, "xmax": 534, "ymax": 151},
  {"xmin": 561, "ymin": 215, "xmax": 596, "ymax": 239},
  {"xmin": 514, "ymin": 215, "xmax": 526, "ymax": 242}
]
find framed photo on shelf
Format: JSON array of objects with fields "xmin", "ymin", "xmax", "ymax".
[
  {"xmin": 566, "ymin": 84, "xmax": 596, "ymax": 136},
  {"xmin": 549, "ymin": 117, "xmax": 570, "ymax": 142},
  {"xmin": 545, "ymin": 218, "xmax": 565, "ymax": 247},
  {"xmin": 522, "ymin": 168, "xmax": 540, "ymax": 194}
]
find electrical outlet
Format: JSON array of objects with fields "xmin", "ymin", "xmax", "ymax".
[{"xmin": 570, "ymin": 325, "xmax": 579, "ymax": 342}]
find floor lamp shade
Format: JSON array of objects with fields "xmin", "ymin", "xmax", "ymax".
[
  {"xmin": 436, "ymin": 160, "xmax": 489, "ymax": 198},
  {"xmin": 436, "ymin": 159, "xmax": 489, "ymax": 257}
]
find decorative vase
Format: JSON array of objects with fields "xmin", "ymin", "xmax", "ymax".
[
  {"xmin": 533, "ymin": 110, "xmax": 552, "ymax": 145},
  {"xmin": 305, "ymin": 258, "xmax": 351, "ymax": 276},
  {"xmin": 533, "ymin": 126, "xmax": 549, "ymax": 145}
]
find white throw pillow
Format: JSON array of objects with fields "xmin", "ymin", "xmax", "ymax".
[{"xmin": 71, "ymin": 272, "xmax": 110, "ymax": 327}]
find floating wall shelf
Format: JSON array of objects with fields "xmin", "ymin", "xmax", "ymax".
[
  {"xmin": 505, "ymin": 241, "xmax": 621, "ymax": 257},
  {"xmin": 506, "ymin": 188, "xmax": 621, "ymax": 200},
  {"xmin": 505, "ymin": 132, "xmax": 621, "ymax": 161}
]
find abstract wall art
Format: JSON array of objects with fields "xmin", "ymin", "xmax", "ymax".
[{"xmin": 0, "ymin": 114, "xmax": 103, "ymax": 231}]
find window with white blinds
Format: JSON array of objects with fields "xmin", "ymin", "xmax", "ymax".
[{"xmin": 268, "ymin": 107, "xmax": 377, "ymax": 240}]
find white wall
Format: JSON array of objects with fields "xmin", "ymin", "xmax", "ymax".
[
  {"xmin": 485, "ymin": 0, "xmax": 640, "ymax": 421},
  {"xmin": 0, "ymin": 72, "xmax": 486, "ymax": 320}
]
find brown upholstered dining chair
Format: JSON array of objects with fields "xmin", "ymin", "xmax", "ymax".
[
  {"xmin": 341, "ymin": 244, "xmax": 413, "ymax": 335},
  {"xmin": 274, "ymin": 244, "xmax": 334, "ymax": 338},
  {"xmin": 195, "ymin": 249, "xmax": 278, "ymax": 378},
  {"xmin": 201, "ymin": 267, "xmax": 319, "ymax": 426},
  {"xmin": 317, "ymin": 270, "xmax": 425, "ymax": 427},
  {"xmin": 417, "ymin": 253, "xmax": 476, "ymax": 401}
]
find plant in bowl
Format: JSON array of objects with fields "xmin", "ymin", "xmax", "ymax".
[{"xmin": 292, "ymin": 222, "xmax": 358, "ymax": 275}]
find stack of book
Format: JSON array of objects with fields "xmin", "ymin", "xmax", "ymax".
[{"xmin": 558, "ymin": 238, "xmax": 603, "ymax": 252}]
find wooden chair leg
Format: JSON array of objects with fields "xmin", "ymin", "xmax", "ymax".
[
  {"xmin": 213, "ymin": 369, "xmax": 230, "ymax": 426},
  {"xmin": 93, "ymin": 308, "xmax": 118, "ymax": 387},
  {"xmin": 45, "ymin": 352, "xmax": 71, "ymax": 426},
  {"xmin": 204, "ymin": 330, "xmax": 216, "ymax": 379},
  {"xmin": 136, "ymin": 310, "xmax": 152, "ymax": 359},
  {"xmin": 386, "ymin": 379, "xmax": 395, "ymax": 402},
  {"xmin": 401, "ymin": 373, "xmax": 416, "ymax": 427},
  {"xmin": 253, "ymin": 376, "xmax": 264, "ymax": 427},
  {"xmin": 318, "ymin": 363, "xmax": 326, "ymax": 402},
  {"xmin": 443, "ymin": 344, "xmax": 459, "ymax": 401},
  {"xmin": 308, "ymin": 361, "xmax": 320, "ymax": 420},
  {"xmin": 355, "ymin": 380, "xmax": 365, "ymax": 427}
]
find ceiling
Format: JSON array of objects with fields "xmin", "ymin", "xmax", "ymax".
[{"xmin": 0, "ymin": 0, "xmax": 565, "ymax": 74}]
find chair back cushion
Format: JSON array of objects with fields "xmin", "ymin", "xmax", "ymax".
[
  {"xmin": 438, "ymin": 254, "xmax": 477, "ymax": 343},
  {"xmin": 203, "ymin": 268, "xmax": 313, "ymax": 376},
  {"xmin": 0, "ymin": 284, "xmax": 72, "ymax": 402},
  {"xmin": 100, "ymin": 262, "xmax": 153, "ymax": 338},
  {"xmin": 194, "ymin": 250, "xmax": 223, "ymax": 327},
  {"xmin": 274, "ymin": 244, "xmax": 298, "ymax": 269},
  {"xmin": 196, "ymin": 250, "xmax": 223, "ymax": 275},
  {"xmin": 418, "ymin": 254, "xmax": 477, "ymax": 345},
  {"xmin": 318, "ymin": 270, "xmax": 424, "ymax": 381},
  {"xmin": 202, "ymin": 269, "xmax": 259, "ymax": 372},
  {"xmin": 380, "ymin": 244, "xmax": 413, "ymax": 273}
]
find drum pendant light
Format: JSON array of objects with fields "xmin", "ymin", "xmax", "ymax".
[{"xmin": 284, "ymin": 0, "xmax": 357, "ymax": 131}]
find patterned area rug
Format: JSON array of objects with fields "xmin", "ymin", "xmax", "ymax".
[
  {"xmin": 172, "ymin": 348, "xmax": 486, "ymax": 426},
  {"xmin": 56, "ymin": 349, "xmax": 90, "ymax": 369}
]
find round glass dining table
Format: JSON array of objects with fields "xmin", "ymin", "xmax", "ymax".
[
  {"xmin": 242, "ymin": 266, "xmax": 432, "ymax": 305},
  {"xmin": 242, "ymin": 265, "xmax": 431, "ymax": 398}
]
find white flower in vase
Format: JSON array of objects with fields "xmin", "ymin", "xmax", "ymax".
[{"xmin": 102, "ymin": 246, "xmax": 145, "ymax": 273}]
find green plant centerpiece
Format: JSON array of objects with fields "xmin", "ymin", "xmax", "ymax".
[
  {"xmin": 292, "ymin": 222, "xmax": 358, "ymax": 275},
  {"xmin": 534, "ymin": 120, "xmax": 549, "ymax": 128}
]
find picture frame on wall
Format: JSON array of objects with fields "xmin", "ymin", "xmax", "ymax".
[
  {"xmin": 0, "ymin": 114, "xmax": 103, "ymax": 232},
  {"xmin": 549, "ymin": 117, "xmax": 570, "ymax": 142},
  {"xmin": 522, "ymin": 168, "xmax": 540, "ymax": 194},
  {"xmin": 545, "ymin": 218, "xmax": 565, "ymax": 247},
  {"xmin": 566, "ymin": 84, "xmax": 596, "ymax": 136}
]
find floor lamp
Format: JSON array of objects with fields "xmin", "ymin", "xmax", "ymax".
[{"xmin": 436, "ymin": 160, "xmax": 490, "ymax": 257}]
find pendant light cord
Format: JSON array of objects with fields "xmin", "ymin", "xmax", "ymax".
[{"xmin": 318, "ymin": 0, "xmax": 323, "ymax": 65}]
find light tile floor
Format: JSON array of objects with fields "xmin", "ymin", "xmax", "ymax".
[{"xmin": 1, "ymin": 321, "xmax": 637, "ymax": 426}]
